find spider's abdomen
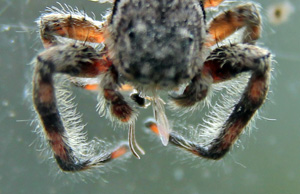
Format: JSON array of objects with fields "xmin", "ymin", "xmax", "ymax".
[{"xmin": 107, "ymin": 0, "xmax": 207, "ymax": 88}]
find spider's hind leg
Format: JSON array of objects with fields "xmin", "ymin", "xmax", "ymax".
[{"xmin": 148, "ymin": 44, "xmax": 272, "ymax": 159}]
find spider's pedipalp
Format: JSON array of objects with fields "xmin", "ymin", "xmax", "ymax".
[
  {"xmin": 148, "ymin": 44, "xmax": 272, "ymax": 159},
  {"xmin": 128, "ymin": 122, "xmax": 145, "ymax": 159},
  {"xmin": 98, "ymin": 66, "xmax": 135, "ymax": 123},
  {"xmin": 96, "ymin": 65, "xmax": 144, "ymax": 158},
  {"xmin": 33, "ymin": 43, "xmax": 129, "ymax": 171}
]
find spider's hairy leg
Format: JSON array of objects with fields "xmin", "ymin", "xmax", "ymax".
[
  {"xmin": 202, "ymin": 0, "xmax": 224, "ymax": 8},
  {"xmin": 148, "ymin": 44, "xmax": 271, "ymax": 160},
  {"xmin": 33, "ymin": 44, "xmax": 129, "ymax": 171},
  {"xmin": 206, "ymin": 3, "xmax": 261, "ymax": 46},
  {"xmin": 37, "ymin": 11, "xmax": 106, "ymax": 48}
]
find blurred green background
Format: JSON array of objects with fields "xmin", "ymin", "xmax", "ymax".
[{"xmin": 0, "ymin": 0, "xmax": 299, "ymax": 193}]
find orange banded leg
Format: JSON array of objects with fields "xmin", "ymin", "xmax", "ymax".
[
  {"xmin": 149, "ymin": 44, "xmax": 271, "ymax": 159},
  {"xmin": 33, "ymin": 44, "xmax": 128, "ymax": 171},
  {"xmin": 83, "ymin": 83, "xmax": 99, "ymax": 91},
  {"xmin": 72, "ymin": 81, "xmax": 134, "ymax": 92},
  {"xmin": 203, "ymin": 0, "xmax": 224, "ymax": 8},
  {"xmin": 206, "ymin": 3, "xmax": 261, "ymax": 46},
  {"xmin": 38, "ymin": 11, "xmax": 106, "ymax": 48}
]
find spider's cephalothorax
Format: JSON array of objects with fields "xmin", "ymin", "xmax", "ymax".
[
  {"xmin": 107, "ymin": 0, "xmax": 207, "ymax": 88},
  {"xmin": 33, "ymin": 0, "xmax": 272, "ymax": 172}
]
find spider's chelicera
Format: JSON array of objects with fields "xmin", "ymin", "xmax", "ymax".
[{"xmin": 33, "ymin": 0, "xmax": 272, "ymax": 172}]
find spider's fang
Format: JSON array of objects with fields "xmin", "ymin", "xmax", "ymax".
[{"xmin": 128, "ymin": 123, "xmax": 145, "ymax": 159}]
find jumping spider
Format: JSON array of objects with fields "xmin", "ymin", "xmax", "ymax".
[{"xmin": 33, "ymin": 0, "xmax": 271, "ymax": 172}]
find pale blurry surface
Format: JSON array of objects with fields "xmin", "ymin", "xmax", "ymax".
[{"xmin": 0, "ymin": 0, "xmax": 300, "ymax": 193}]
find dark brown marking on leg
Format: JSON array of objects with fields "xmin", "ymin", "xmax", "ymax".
[
  {"xmin": 248, "ymin": 74, "xmax": 269, "ymax": 103},
  {"xmin": 48, "ymin": 131, "xmax": 70, "ymax": 162},
  {"xmin": 37, "ymin": 82, "xmax": 55, "ymax": 104}
]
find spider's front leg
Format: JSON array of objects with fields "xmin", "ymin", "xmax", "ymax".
[
  {"xmin": 148, "ymin": 44, "xmax": 272, "ymax": 159},
  {"xmin": 38, "ymin": 8, "xmax": 105, "ymax": 48},
  {"xmin": 33, "ymin": 44, "xmax": 128, "ymax": 171}
]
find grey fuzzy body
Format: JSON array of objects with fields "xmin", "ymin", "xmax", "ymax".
[{"xmin": 107, "ymin": 0, "xmax": 207, "ymax": 89}]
